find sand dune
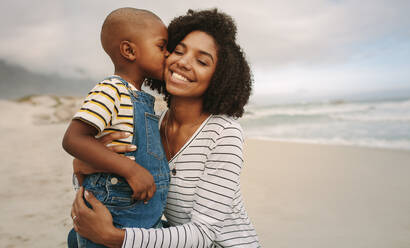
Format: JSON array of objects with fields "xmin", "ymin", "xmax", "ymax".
[{"xmin": 0, "ymin": 96, "xmax": 409, "ymax": 247}]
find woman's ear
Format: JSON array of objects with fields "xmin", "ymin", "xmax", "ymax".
[{"xmin": 119, "ymin": 40, "xmax": 138, "ymax": 61}]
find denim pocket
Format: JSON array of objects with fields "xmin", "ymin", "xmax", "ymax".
[
  {"xmin": 145, "ymin": 112, "xmax": 165, "ymax": 160},
  {"xmin": 105, "ymin": 180, "xmax": 139, "ymax": 209}
]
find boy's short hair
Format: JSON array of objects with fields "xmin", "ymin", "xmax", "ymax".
[
  {"xmin": 100, "ymin": 8, "xmax": 161, "ymax": 60},
  {"xmin": 146, "ymin": 8, "xmax": 253, "ymax": 118},
  {"xmin": 100, "ymin": 8, "xmax": 165, "ymax": 91}
]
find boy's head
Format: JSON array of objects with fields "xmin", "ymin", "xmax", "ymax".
[{"xmin": 101, "ymin": 8, "xmax": 168, "ymax": 81}]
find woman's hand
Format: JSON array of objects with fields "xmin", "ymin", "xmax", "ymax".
[
  {"xmin": 72, "ymin": 187, "xmax": 125, "ymax": 248},
  {"xmin": 98, "ymin": 132, "xmax": 137, "ymax": 157}
]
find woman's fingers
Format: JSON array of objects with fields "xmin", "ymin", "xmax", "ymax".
[
  {"xmin": 71, "ymin": 187, "xmax": 84, "ymax": 232},
  {"xmin": 127, "ymin": 156, "xmax": 135, "ymax": 161},
  {"xmin": 72, "ymin": 187, "xmax": 83, "ymax": 217},
  {"xmin": 71, "ymin": 203, "xmax": 77, "ymax": 224},
  {"xmin": 71, "ymin": 187, "xmax": 116, "ymax": 244},
  {"xmin": 107, "ymin": 144, "xmax": 137, "ymax": 154},
  {"xmin": 83, "ymin": 189, "xmax": 114, "ymax": 224},
  {"xmin": 97, "ymin": 132, "xmax": 137, "ymax": 155},
  {"xmin": 97, "ymin": 132, "xmax": 130, "ymax": 146},
  {"xmin": 73, "ymin": 187, "xmax": 93, "ymax": 218},
  {"xmin": 83, "ymin": 190, "xmax": 104, "ymax": 211}
]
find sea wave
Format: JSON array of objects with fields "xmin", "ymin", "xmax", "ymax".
[
  {"xmin": 244, "ymin": 99, "xmax": 410, "ymax": 120},
  {"xmin": 240, "ymin": 98, "xmax": 410, "ymax": 150},
  {"xmin": 242, "ymin": 135, "xmax": 410, "ymax": 151}
]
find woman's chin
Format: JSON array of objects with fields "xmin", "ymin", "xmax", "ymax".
[{"xmin": 166, "ymin": 83, "xmax": 189, "ymax": 96}]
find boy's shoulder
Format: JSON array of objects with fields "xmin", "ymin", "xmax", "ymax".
[
  {"xmin": 96, "ymin": 76, "xmax": 127, "ymax": 90},
  {"xmin": 88, "ymin": 76, "xmax": 131, "ymax": 98}
]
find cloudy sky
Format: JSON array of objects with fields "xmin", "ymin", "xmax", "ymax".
[{"xmin": 1, "ymin": 0, "xmax": 409, "ymax": 97}]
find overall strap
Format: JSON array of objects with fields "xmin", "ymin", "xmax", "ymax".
[{"xmin": 108, "ymin": 75, "xmax": 139, "ymax": 99}]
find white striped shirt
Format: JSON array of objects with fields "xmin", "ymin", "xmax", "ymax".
[
  {"xmin": 122, "ymin": 114, "xmax": 260, "ymax": 248},
  {"xmin": 73, "ymin": 76, "xmax": 138, "ymax": 146}
]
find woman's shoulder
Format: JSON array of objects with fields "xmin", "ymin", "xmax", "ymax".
[
  {"xmin": 207, "ymin": 115, "xmax": 244, "ymax": 138},
  {"xmin": 209, "ymin": 114, "xmax": 242, "ymax": 128}
]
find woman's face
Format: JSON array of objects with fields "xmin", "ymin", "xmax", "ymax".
[{"xmin": 164, "ymin": 30, "xmax": 218, "ymax": 98}]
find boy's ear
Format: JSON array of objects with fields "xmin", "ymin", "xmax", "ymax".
[{"xmin": 119, "ymin": 40, "xmax": 138, "ymax": 61}]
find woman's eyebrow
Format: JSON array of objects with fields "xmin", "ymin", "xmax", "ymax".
[
  {"xmin": 198, "ymin": 51, "xmax": 214, "ymax": 64},
  {"xmin": 179, "ymin": 42, "xmax": 215, "ymax": 63}
]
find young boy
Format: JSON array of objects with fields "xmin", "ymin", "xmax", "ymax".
[{"xmin": 62, "ymin": 8, "xmax": 170, "ymax": 248}]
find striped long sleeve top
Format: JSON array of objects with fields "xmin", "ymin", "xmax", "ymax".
[{"xmin": 122, "ymin": 114, "xmax": 260, "ymax": 248}]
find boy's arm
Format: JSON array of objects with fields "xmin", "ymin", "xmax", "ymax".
[
  {"xmin": 72, "ymin": 131, "xmax": 138, "ymax": 185},
  {"xmin": 63, "ymin": 120, "xmax": 156, "ymax": 201},
  {"xmin": 73, "ymin": 159, "xmax": 95, "ymax": 186}
]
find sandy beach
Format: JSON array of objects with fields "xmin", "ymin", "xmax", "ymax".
[{"xmin": 0, "ymin": 96, "xmax": 409, "ymax": 248}]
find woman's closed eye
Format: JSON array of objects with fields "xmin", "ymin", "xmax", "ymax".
[
  {"xmin": 173, "ymin": 49, "xmax": 183, "ymax": 55},
  {"xmin": 197, "ymin": 59, "xmax": 208, "ymax": 66}
]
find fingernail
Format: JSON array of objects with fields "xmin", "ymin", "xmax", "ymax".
[
  {"xmin": 129, "ymin": 145, "xmax": 137, "ymax": 150},
  {"xmin": 84, "ymin": 190, "xmax": 90, "ymax": 198},
  {"xmin": 122, "ymin": 132, "xmax": 130, "ymax": 137},
  {"xmin": 144, "ymin": 201, "xmax": 148, "ymax": 204},
  {"xmin": 128, "ymin": 156, "xmax": 135, "ymax": 160}
]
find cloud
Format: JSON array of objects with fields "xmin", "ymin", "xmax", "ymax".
[
  {"xmin": 0, "ymin": 0, "xmax": 409, "ymax": 83},
  {"xmin": 237, "ymin": 0, "xmax": 410, "ymax": 66}
]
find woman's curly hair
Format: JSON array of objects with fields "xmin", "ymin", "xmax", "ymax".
[{"xmin": 146, "ymin": 8, "xmax": 252, "ymax": 118}]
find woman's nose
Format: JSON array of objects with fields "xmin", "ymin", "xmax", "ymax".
[{"xmin": 176, "ymin": 55, "xmax": 192, "ymax": 70}]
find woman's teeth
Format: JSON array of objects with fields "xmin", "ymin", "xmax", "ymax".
[{"xmin": 172, "ymin": 72, "xmax": 189, "ymax": 82}]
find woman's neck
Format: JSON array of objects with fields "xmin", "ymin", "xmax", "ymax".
[{"xmin": 168, "ymin": 97, "xmax": 210, "ymax": 126}]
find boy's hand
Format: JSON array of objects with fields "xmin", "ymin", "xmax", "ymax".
[
  {"xmin": 97, "ymin": 132, "xmax": 155, "ymax": 201},
  {"xmin": 126, "ymin": 165, "xmax": 156, "ymax": 202}
]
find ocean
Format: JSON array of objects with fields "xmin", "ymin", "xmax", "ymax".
[{"xmin": 240, "ymin": 97, "xmax": 410, "ymax": 150}]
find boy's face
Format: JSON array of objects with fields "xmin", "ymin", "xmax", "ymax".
[{"xmin": 134, "ymin": 19, "xmax": 168, "ymax": 81}]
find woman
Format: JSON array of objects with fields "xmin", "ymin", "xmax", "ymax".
[{"xmin": 71, "ymin": 9, "xmax": 260, "ymax": 247}]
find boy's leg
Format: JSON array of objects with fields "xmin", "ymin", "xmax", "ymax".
[
  {"xmin": 67, "ymin": 228, "xmax": 78, "ymax": 248},
  {"xmin": 77, "ymin": 232, "xmax": 108, "ymax": 248}
]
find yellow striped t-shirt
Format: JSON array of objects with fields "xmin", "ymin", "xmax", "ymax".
[{"xmin": 73, "ymin": 76, "xmax": 137, "ymax": 146}]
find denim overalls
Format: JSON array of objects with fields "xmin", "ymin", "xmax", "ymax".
[{"xmin": 77, "ymin": 76, "xmax": 170, "ymax": 248}]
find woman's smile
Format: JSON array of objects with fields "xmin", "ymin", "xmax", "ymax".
[{"xmin": 170, "ymin": 70, "xmax": 193, "ymax": 83}]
